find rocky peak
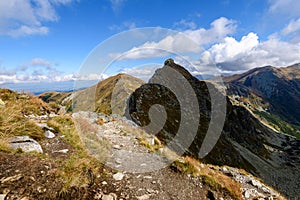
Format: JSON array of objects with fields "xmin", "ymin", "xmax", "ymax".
[{"xmin": 128, "ymin": 60, "xmax": 300, "ymax": 198}]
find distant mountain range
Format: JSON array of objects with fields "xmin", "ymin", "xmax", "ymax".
[{"xmin": 38, "ymin": 60, "xmax": 300, "ymax": 198}]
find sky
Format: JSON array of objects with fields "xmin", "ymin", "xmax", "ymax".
[{"xmin": 1, "ymin": 0, "xmax": 300, "ymax": 85}]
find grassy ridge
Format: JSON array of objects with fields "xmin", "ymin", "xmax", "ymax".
[{"xmin": 254, "ymin": 110, "xmax": 300, "ymax": 140}]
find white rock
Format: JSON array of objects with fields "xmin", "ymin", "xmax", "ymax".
[
  {"xmin": 45, "ymin": 130, "xmax": 55, "ymax": 139},
  {"xmin": 244, "ymin": 190, "xmax": 251, "ymax": 199},
  {"xmin": 113, "ymin": 172, "xmax": 124, "ymax": 181},
  {"xmin": 115, "ymin": 159, "xmax": 122, "ymax": 164},
  {"xmin": 101, "ymin": 193, "xmax": 117, "ymax": 200},
  {"xmin": 49, "ymin": 112, "xmax": 57, "ymax": 118},
  {"xmin": 146, "ymin": 138, "xmax": 155, "ymax": 145},
  {"xmin": 113, "ymin": 145, "xmax": 121, "ymax": 150},
  {"xmin": 10, "ymin": 136, "xmax": 43, "ymax": 153},
  {"xmin": 251, "ymin": 179, "xmax": 262, "ymax": 188},
  {"xmin": 136, "ymin": 194, "xmax": 151, "ymax": 200},
  {"xmin": 39, "ymin": 115, "xmax": 49, "ymax": 120},
  {"xmin": 102, "ymin": 194, "xmax": 114, "ymax": 200},
  {"xmin": 0, "ymin": 194, "xmax": 6, "ymax": 200},
  {"xmin": 101, "ymin": 181, "xmax": 108, "ymax": 185},
  {"xmin": 53, "ymin": 149, "xmax": 69, "ymax": 153}
]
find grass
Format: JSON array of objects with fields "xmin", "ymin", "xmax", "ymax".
[
  {"xmin": 47, "ymin": 115, "xmax": 103, "ymax": 190},
  {"xmin": 137, "ymin": 136, "xmax": 163, "ymax": 152},
  {"xmin": 0, "ymin": 90, "xmax": 48, "ymax": 144},
  {"xmin": 0, "ymin": 138, "xmax": 13, "ymax": 152},
  {"xmin": 0, "ymin": 89, "xmax": 103, "ymax": 191},
  {"xmin": 254, "ymin": 110, "xmax": 300, "ymax": 140},
  {"xmin": 171, "ymin": 156, "xmax": 243, "ymax": 199}
]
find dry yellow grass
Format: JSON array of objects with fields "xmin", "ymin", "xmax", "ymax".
[
  {"xmin": 0, "ymin": 98, "xmax": 44, "ymax": 140},
  {"xmin": 172, "ymin": 156, "xmax": 244, "ymax": 199},
  {"xmin": 47, "ymin": 115, "xmax": 103, "ymax": 189}
]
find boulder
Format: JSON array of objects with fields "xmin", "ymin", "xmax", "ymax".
[{"xmin": 10, "ymin": 136, "xmax": 43, "ymax": 153}]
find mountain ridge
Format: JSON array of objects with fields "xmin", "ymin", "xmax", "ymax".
[
  {"xmin": 127, "ymin": 59, "xmax": 300, "ymax": 198},
  {"xmin": 224, "ymin": 63, "xmax": 300, "ymax": 126}
]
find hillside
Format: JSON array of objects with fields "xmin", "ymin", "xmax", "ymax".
[
  {"xmin": 127, "ymin": 59, "xmax": 300, "ymax": 198},
  {"xmin": 223, "ymin": 64, "xmax": 300, "ymax": 128},
  {"xmin": 0, "ymin": 83, "xmax": 286, "ymax": 199},
  {"xmin": 60, "ymin": 73, "xmax": 145, "ymax": 115}
]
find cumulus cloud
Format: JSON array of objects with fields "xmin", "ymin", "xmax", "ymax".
[
  {"xmin": 203, "ymin": 32, "xmax": 259, "ymax": 64},
  {"xmin": 185, "ymin": 17, "xmax": 237, "ymax": 46},
  {"xmin": 110, "ymin": 17, "xmax": 236, "ymax": 61},
  {"xmin": 0, "ymin": 0, "xmax": 76, "ymax": 37},
  {"xmin": 196, "ymin": 32, "xmax": 300, "ymax": 73}
]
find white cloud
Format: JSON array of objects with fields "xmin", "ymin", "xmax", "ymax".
[
  {"xmin": 174, "ymin": 19, "xmax": 197, "ymax": 30},
  {"xmin": 268, "ymin": 0, "xmax": 300, "ymax": 18},
  {"xmin": 30, "ymin": 58, "xmax": 52, "ymax": 67},
  {"xmin": 0, "ymin": 56, "xmax": 109, "ymax": 84},
  {"xmin": 110, "ymin": 0, "xmax": 126, "ymax": 13},
  {"xmin": 196, "ymin": 32, "xmax": 300, "ymax": 73},
  {"xmin": 51, "ymin": 0, "xmax": 76, "ymax": 5},
  {"xmin": 185, "ymin": 17, "xmax": 236, "ymax": 46},
  {"xmin": 0, "ymin": 0, "xmax": 76, "ymax": 37},
  {"xmin": 205, "ymin": 32, "xmax": 259, "ymax": 64},
  {"xmin": 109, "ymin": 21, "xmax": 136, "ymax": 31},
  {"xmin": 0, "ymin": 72, "xmax": 107, "ymax": 84},
  {"xmin": 110, "ymin": 17, "xmax": 236, "ymax": 61},
  {"xmin": 71, "ymin": 73, "xmax": 108, "ymax": 81},
  {"xmin": 281, "ymin": 17, "xmax": 300, "ymax": 36},
  {"xmin": 120, "ymin": 64, "xmax": 161, "ymax": 81}
]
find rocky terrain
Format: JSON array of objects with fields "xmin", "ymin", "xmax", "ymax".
[
  {"xmin": 127, "ymin": 59, "xmax": 300, "ymax": 198},
  {"xmin": 0, "ymin": 84, "xmax": 287, "ymax": 199},
  {"xmin": 2, "ymin": 59, "xmax": 299, "ymax": 199}
]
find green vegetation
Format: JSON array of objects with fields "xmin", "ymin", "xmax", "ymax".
[
  {"xmin": 47, "ymin": 115, "xmax": 102, "ymax": 190},
  {"xmin": 0, "ymin": 88, "xmax": 102, "ymax": 191},
  {"xmin": 254, "ymin": 110, "xmax": 300, "ymax": 140},
  {"xmin": 0, "ymin": 89, "xmax": 47, "ymax": 143},
  {"xmin": 171, "ymin": 156, "xmax": 243, "ymax": 199}
]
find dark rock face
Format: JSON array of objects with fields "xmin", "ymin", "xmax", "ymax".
[{"xmin": 127, "ymin": 60, "xmax": 300, "ymax": 198}]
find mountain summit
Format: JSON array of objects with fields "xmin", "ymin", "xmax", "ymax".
[{"xmin": 127, "ymin": 59, "xmax": 300, "ymax": 198}]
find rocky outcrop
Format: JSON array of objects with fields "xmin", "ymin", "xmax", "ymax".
[{"xmin": 127, "ymin": 60, "xmax": 300, "ymax": 198}]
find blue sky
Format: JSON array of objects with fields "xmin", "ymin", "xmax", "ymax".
[{"xmin": 1, "ymin": 0, "xmax": 300, "ymax": 84}]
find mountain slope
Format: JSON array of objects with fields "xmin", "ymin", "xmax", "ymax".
[
  {"xmin": 2, "ymin": 89, "xmax": 284, "ymax": 200},
  {"xmin": 39, "ymin": 74, "xmax": 145, "ymax": 115},
  {"xmin": 127, "ymin": 59, "xmax": 300, "ymax": 198},
  {"xmin": 224, "ymin": 63, "xmax": 300, "ymax": 126}
]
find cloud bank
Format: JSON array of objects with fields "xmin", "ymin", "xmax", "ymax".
[
  {"xmin": 0, "ymin": 57, "xmax": 108, "ymax": 84},
  {"xmin": 0, "ymin": 0, "xmax": 76, "ymax": 37}
]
